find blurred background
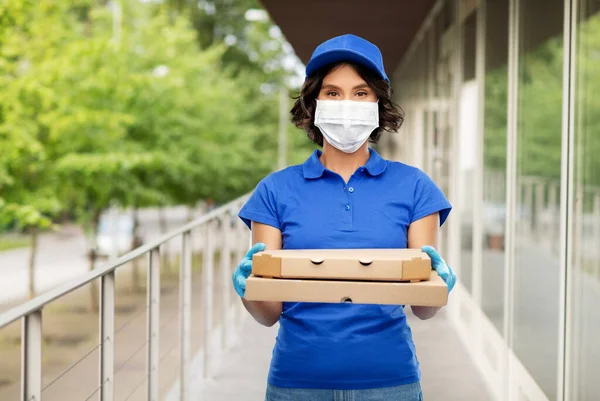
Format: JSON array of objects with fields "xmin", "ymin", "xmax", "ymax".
[
  {"xmin": 0, "ymin": 0, "xmax": 312, "ymax": 307},
  {"xmin": 1, "ymin": 0, "xmax": 599, "ymax": 401}
]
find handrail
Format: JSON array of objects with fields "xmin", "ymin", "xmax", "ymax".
[
  {"xmin": 0, "ymin": 194, "xmax": 249, "ymax": 330},
  {"xmin": 0, "ymin": 192, "xmax": 251, "ymax": 401}
]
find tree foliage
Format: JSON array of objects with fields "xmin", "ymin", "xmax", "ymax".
[
  {"xmin": 0, "ymin": 0, "xmax": 309, "ymax": 234},
  {"xmin": 484, "ymin": 16, "xmax": 600, "ymax": 189}
]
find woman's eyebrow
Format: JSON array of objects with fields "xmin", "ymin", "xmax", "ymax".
[{"xmin": 321, "ymin": 83, "xmax": 370, "ymax": 90}]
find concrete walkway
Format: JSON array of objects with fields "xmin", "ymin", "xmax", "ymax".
[{"xmin": 195, "ymin": 308, "xmax": 493, "ymax": 401}]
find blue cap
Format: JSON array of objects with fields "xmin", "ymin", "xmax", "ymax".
[{"xmin": 305, "ymin": 34, "xmax": 389, "ymax": 82}]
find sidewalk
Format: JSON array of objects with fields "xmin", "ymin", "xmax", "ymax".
[{"xmin": 194, "ymin": 308, "xmax": 493, "ymax": 400}]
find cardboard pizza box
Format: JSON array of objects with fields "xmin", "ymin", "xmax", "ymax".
[
  {"xmin": 251, "ymin": 248, "xmax": 432, "ymax": 282},
  {"xmin": 244, "ymin": 270, "xmax": 448, "ymax": 307}
]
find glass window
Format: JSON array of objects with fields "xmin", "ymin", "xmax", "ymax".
[
  {"xmin": 423, "ymin": 109, "xmax": 430, "ymax": 170},
  {"xmin": 514, "ymin": 0, "xmax": 564, "ymax": 399},
  {"xmin": 458, "ymin": 10, "xmax": 478, "ymax": 294},
  {"xmin": 419, "ymin": 37, "xmax": 429, "ymax": 102},
  {"xmin": 434, "ymin": 15, "xmax": 441, "ymax": 98},
  {"xmin": 432, "ymin": 18, "xmax": 455, "ymax": 258},
  {"xmin": 443, "ymin": 0, "xmax": 456, "ymax": 30},
  {"xmin": 569, "ymin": 1, "xmax": 600, "ymax": 399},
  {"xmin": 482, "ymin": 0, "xmax": 509, "ymax": 335}
]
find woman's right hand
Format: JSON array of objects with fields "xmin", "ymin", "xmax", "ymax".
[{"xmin": 232, "ymin": 242, "xmax": 266, "ymax": 297}]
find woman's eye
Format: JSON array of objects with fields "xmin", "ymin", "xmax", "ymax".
[
  {"xmin": 356, "ymin": 91, "xmax": 368, "ymax": 97},
  {"xmin": 327, "ymin": 91, "xmax": 339, "ymax": 97}
]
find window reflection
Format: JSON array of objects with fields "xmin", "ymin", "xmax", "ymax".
[
  {"xmin": 513, "ymin": 0, "xmax": 564, "ymax": 399},
  {"xmin": 570, "ymin": 1, "xmax": 600, "ymax": 399},
  {"xmin": 458, "ymin": 11, "xmax": 477, "ymax": 294},
  {"xmin": 482, "ymin": 0, "xmax": 509, "ymax": 335}
]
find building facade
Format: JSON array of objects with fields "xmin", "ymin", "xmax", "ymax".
[{"xmin": 381, "ymin": 1, "xmax": 600, "ymax": 400}]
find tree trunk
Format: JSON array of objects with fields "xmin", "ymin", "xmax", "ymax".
[
  {"xmin": 28, "ymin": 226, "xmax": 38, "ymax": 299},
  {"xmin": 88, "ymin": 210, "xmax": 101, "ymax": 312},
  {"xmin": 158, "ymin": 207, "xmax": 172, "ymax": 274},
  {"xmin": 159, "ymin": 207, "xmax": 168, "ymax": 235},
  {"xmin": 131, "ymin": 208, "xmax": 143, "ymax": 292}
]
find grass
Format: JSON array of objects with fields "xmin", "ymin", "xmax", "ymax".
[{"xmin": 0, "ymin": 235, "xmax": 30, "ymax": 252}]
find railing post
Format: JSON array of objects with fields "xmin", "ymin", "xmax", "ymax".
[
  {"xmin": 147, "ymin": 248, "xmax": 160, "ymax": 401},
  {"xmin": 573, "ymin": 186, "xmax": 584, "ymax": 272},
  {"xmin": 594, "ymin": 192, "xmax": 600, "ymax": 279},
  {"xmin": 535, "ymin": 181, "xmax": 545, "ymax": 245},
  {"xmin": 21, "ymin": 310, "xmax": 42, "ymax": 401},
  {"xmin": 220, "ymin": 214, "xmax": 232, "ymax": 350},
  {"xmin": 179, "ymin": 232, "xmax": 192, "ymax": 401},
  {"xmin": 229, "ymin": 219, "xmax": 238, "ymax": 331},
  {"xmin": 549, "ymin": 182, "xmax": 560, "ymax": 252},
  {"xmin": 524, "ymin": 179, "xmax": 533, "ymax": 238},
  {"xmin": 99, "ymin": 271, "xmax": 115, "ymax": 401},
  {"xmin": 594, "ymin": 192, "xmax": 600, "ymax": 254},
  {"xmin": 235, "ymin": 220, "xmax": 245, "ymax": 328},
  {"xmin": 202, "ymin": 221, "xmax": 214, "ymax": 379}
]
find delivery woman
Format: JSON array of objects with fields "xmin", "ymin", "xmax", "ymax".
[{"xmin": 232, "ymin": 34, "xmax": 457, "ymax": 401}]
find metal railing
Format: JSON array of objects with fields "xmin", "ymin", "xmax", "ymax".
[
  {"xmin": 0, "ymin": 194, "xmax": 251, "ymax": 401},
  {"xmin": 482, "ymin": 169, "xmax": 600, "ymax": 271}
]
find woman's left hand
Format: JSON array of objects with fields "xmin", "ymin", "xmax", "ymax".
[{"xmin": 421, "ymin": 245, "xmax": 457, "ymax": 293}]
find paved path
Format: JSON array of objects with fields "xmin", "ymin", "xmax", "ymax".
[
  {"xmin": 0, "ymin": 206, "xmax": 203, "ymax": 308},
  {"xmin": 194, "ymin": 308, "xmax": 493, "ymax": 401}
]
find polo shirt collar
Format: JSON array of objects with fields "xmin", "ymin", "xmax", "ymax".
[
  {"xmin": 364, "ymin": 148, "xmax": 387, "ymax": 176},
  {"xmin": 302, "ymin": 148, "xmax": 387, "ymax": 179}
]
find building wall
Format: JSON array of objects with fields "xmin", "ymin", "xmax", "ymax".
[{"xmin": 389, "ymin": 1, "xmax": 600, "ymax": 400}]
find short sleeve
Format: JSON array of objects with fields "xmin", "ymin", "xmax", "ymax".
[
  {"xmin": 238, "ymin": 175, "xmax": 280, "ymax": 230},
  {"xmin": 411, "ymin": 169, "xmax": 452, "ymax": 226}
]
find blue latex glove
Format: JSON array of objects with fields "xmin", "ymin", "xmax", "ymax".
[
  {"xmin": 421, "ymin": 245, "xmax": 457, "ymax": 293},
  {"xmin": 232, "ymin": 242, "xmax": 266, "ymax": 298}
]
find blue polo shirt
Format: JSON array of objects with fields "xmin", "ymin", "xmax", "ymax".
[{"xmin": 238, "ymin": 148, "xmax": 451, "ymax": 390}]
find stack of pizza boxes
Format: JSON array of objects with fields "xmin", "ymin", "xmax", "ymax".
[{"xmin": 244, "ymin": 249, "xmax": 448, "ymax": 306}]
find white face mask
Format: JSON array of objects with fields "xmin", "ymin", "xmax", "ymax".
[{"xmin": 314, "ymin": 99, "xmax": 379, "ymax": 154}]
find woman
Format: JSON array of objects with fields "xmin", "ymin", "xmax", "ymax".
[{"xmin": 232, "ymin": 34, "xmax": 457, "ymax": 401}]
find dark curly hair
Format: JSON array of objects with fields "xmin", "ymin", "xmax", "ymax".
[{"xmin": 290, "ymin": 61, "xmax": 404, "ymax": 147}]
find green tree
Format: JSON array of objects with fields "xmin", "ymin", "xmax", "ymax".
[
  {"xmin": 166, "ymin": 0, "xmax": 316, "ymax": 176},
  {"xmin": 575, "ymin": 14, "xmax": 600, "ymax": 191},
  {"xmin": 0, "ymin": 0, "xmax": 311, "ymax": 306},
  {"xmin": 0, "ymin": 0, "xmax": 81, "ymax": 298}
]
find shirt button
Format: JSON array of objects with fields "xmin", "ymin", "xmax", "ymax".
[
  {"xmin": 345, "ymin": 205, "xmax": 350, "ymax": 211},
  {"xmin": 348, "ymin": 187, "xmax": 354, "ymax": 193}
]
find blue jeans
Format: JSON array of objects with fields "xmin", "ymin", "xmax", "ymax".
[{"xmin": 265, "ymin": 381, "xmax": 423, "ymax": 401}]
